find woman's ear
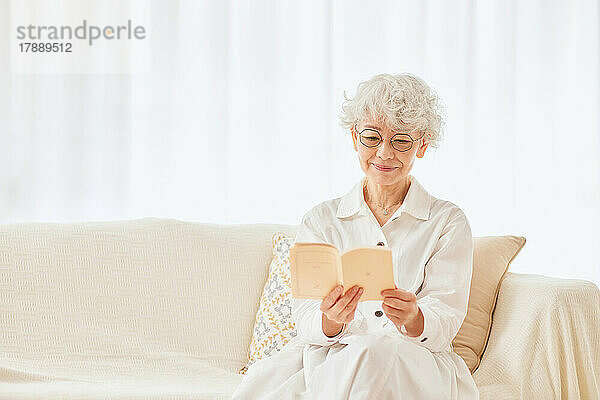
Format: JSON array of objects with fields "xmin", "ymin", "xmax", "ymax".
[{"xmin": 416, "ymin": 142, "xmax": 429, "ymax": 158}]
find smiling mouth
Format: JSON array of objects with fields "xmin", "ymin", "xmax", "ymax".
[{"xmin": 372, "ymin": 163, "xmax": 397, "ymax": 171}]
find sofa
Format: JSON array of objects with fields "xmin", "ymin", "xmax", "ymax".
[{"xmin": 0, "ymin": 217, "xmax": 598, "ymax": 399}]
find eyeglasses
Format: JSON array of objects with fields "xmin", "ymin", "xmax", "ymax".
[{"xmin": 356, "ymin": 126, "xmax": 425, "ymax": 152}]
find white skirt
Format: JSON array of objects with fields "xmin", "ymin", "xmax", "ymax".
[{"xmin": 231, "ymin": 331, "xmax": 479, "ymax": 400}]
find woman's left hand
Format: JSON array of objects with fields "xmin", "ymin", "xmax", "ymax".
[{"xmin": 380, "ymin": 287, "xmax": 421, "ymax": 335}]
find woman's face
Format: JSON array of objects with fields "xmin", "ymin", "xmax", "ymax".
[{"xmin": 351, "ymin": 118, "xmax": 429, "ymax": 186}]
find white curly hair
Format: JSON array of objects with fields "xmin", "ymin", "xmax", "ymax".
[{"xmin": 338, "ymin": 73, "xmax": 446, "ymax": 150}]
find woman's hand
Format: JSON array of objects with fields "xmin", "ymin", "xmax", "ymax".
[
  {"xmin": 320, "ymin": 284, "xmax": 364, "ymax": 324},
  {"xmin": 381, "ymin": 288, "xmax": 423, "ymax": 336}
]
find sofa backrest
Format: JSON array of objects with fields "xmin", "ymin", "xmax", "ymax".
[{"xmin": 0, "ymin": 217, "xmax": 297, "ymax": 374}]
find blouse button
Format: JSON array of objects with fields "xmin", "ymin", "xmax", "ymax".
[
  {"xmin": 376, "ymin": 241, "xmax": 385, "ymax": 246},
  {"xmin": 375, "ymin": 310, "xmax": 383, "ymax": 317}
]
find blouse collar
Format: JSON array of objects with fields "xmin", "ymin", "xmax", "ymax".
[{"xmin": 336, "ymin": 174, "xmax": 432, "ymax": 221}]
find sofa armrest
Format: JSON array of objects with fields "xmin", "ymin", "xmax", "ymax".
[{"xmin": 472, "ymin": 272, "xmax": 600, "ymax": 400}]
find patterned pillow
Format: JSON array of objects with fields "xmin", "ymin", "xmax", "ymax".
[{"xmin": 238, "ymin": 232, "xmax": 297, "ymax": 374}]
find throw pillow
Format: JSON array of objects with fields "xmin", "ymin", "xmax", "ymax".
[
  {"xmin": 453, "ymin": 235, "xmax": 526, "ymax": 373},
  {"xmin": 238, "ymin": 232, "xmax": 296, "ymax": 374}
]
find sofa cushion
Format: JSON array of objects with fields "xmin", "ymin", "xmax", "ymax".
[
  {"xmin": 0, "ymin": 217, "xmax": 300, "ymax": 385},
  {"xmin": 453, "ymin": 235, "xmax": 526, "ymax": 373},
  {"xmin": 239, "ymin": 233, "xmax": 297, "ymax": 374},
  {"xmin": 0, "ymin": 359, "xmax": 243, "ymax": 400}
]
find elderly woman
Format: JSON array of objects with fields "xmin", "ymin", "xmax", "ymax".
[{"xmin": 232, "ymin": 73, "xmax": 479, "ymax": 400}]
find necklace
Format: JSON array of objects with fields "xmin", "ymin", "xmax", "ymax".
[{"xmin": 363, "ymin": 181, "xmax": 404, "ymax": 215}]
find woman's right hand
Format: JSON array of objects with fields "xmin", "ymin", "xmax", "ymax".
[{"xmin": 320, "ymin": 284, "xmax": 364, "ymax": 324}]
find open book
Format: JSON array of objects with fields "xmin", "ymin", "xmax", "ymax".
[{"xmin": 289, "ymin": 242, "xmax": 395, "ymax": 301}]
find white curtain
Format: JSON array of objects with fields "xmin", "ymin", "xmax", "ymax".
[{"xmin": 1, "ymin": 0, "xmax": 598, "ymax": 285}]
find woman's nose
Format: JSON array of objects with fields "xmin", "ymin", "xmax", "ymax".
[{"xmin": 376, "ymin": 140, "xmax": 395, "ymax": 159}]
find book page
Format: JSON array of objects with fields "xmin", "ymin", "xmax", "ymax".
[
  {"xmin": 341, "ymin": 247, "xmax": 395, "ymax": 301},
  {"xmin": 289, "ymin": 243, "xmax": 342, "ymax": 300}
]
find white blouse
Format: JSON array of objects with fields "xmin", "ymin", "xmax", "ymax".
[{"xmin": 292, "ymin": 174, "xmax": 474, "ymax": 354}]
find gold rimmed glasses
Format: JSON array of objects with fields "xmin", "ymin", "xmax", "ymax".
[{"xmin": 357, "ymin": 126, "xmax": 425, "ymax": 152}]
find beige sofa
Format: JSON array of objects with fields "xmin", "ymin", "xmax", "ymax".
[{"xmin": 0, "ymin": 217, "xmax": 598, "ymax": 399}]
